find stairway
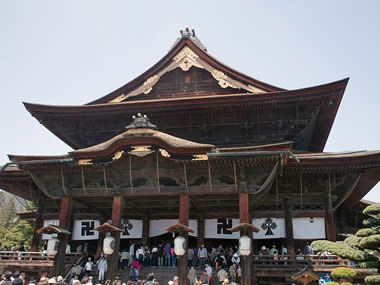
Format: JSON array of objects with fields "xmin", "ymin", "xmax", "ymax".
[{"xmin": 115, "ymin": 266, "xmax": 219, "ymax": 284}]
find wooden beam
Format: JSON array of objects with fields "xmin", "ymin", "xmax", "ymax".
[
  {"xmin": 31, "ymin": 216, "xmax": 43, "ymax": 252},
  {"xmin": 54, "ymin": 196, "xmax": 73, "ymax": 276},
  {"xmin": 107, "ymin": 195, "xmax": 123, "ymax": 281},
  {"xmin": 283, "ymin": 197, "xmax": 295, "ymax": 257},
  {"xmin": 178, "ymin": 194, "xmax": 189, "ymax": 285},
  {"xmin": 239, "ymin": 192, "xmax": 251, "ymax": 285}
]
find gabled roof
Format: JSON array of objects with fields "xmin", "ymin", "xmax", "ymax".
[
  {"xmin": 70, "ymin": 127, "xmax": 215, "ymax": 160},
  {"xmin": 88, "ymin": 30, "xmax": 285, "ymax": 104}
]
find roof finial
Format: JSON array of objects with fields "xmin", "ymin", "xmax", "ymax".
[
  {"xmin": 126, "ymin": 113, "xmax": 157, "ymax": 130},
  {"xmin": 180, "ymin": 27, "xmax": 196, "ymax": 38}
]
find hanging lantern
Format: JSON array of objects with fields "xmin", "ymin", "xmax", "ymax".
[
  {"xmin": 239, "ymin": 235, "xmax": 251, "ymax": 256},
  {"xmin": 47, "ymin": 237, "xmax": 59, "ymax": 256},
  {"xmin": 174, "ymin": 235, "xmax": 186, "ymax": 256},
  {"xmin": 103, "ymin": 234, "xmax": 115, "ymax": 255}
]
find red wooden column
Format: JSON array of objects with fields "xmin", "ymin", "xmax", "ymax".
[
  {"xmin": 31, "ymin": 215, "xmax": 43, "ymax": 252},
  {"xmin": 107, "ymin": 195, "xmax": 123, "ymax": 281},
  {"xmin": 96, "ymin": 218, "xmax": 106, "ymax": 259},
  {"xmin": 54, "ymin": 196, "xmax": 73, "ymax": 276},
  {"xmin": 197, "ymin": 216, "xmax": 205, "ymax": 249},
  {"xmin": 283, "ymin": 197, "xmax": 295, "ymax": 258},
  {"xmin": 178, "ymin": 194, "xmax": 189, "ymax": 285},
  {"xmin": 325, "ymin": 210, "xmax": 336, "ymax": 242},
  {"xmin": 142, "ymin": 216, "xmax": 150, "ymax": 246},
  {"xmin": 239, "ymin": 192, "xmax": 252, "ymax": 285}
]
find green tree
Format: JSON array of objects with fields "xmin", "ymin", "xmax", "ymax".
[{"xmin": 312, "ymin": 204, "xmax": 380, "ymax": 284}]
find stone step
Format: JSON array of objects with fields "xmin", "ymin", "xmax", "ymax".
[{"xmin": 113, "ymin": 266, "xmax": 221, "ymax": 284}]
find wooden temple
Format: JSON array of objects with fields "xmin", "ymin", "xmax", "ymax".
[{"xmin": 1, "ymin": 28, "xmax": 380, "ymax": 284}]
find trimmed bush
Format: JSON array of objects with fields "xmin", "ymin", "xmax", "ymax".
[
  {"xmin": 356, "ymin": 228, "xmax": 378, "ymax": 237},
  {"xmin": 358, "ymin": 261, "xmax": 379, "ymax": 268},
  {"xmin": 363, "ymin": 204, "xmax": 380, "ymax": 219},
  {"xmin": 345, "ymin": 235, "xmax": 362, "ymax": 248},
  {"xmin": 359, "ymin": 234, "xmax": 380, "ymax": 250},
  {"xmin": 363, "ymin": 218, "xmax": 380, "ymax": 228},
  {"xmin": 311, "ymin": 240, "xmax": 376, "ymax": 262},
  {"xmin": 331, "ymin": 267, "xmax": 356, "ymax": 280},
  {"xmin": 365, "ymin": 274, "xmax": 380, "ymax": 285}
]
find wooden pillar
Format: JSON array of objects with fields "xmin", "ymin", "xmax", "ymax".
[
  {"xmin": 54, "ymin": 196, "xmax": 73, "ymax": 276},
  {"xmin": 142, "ymin": 216, "xmax": 150, "ymax": 246},
  {"xmin": 96, "ymin": 218, "xmax": 106, "ymax": 259},
  {"xmin": 96, "ymin": 232, "xmax": 106, "ymax": 259},
  {"xmin": 197, "ymin": 216, "xmax": 204, "ymax": 249},
  {"xmin": 283, "ymin": 197, "xmax": 295, "ymax": 257},
  {"xmin": 325, "ymin": 210, "xmax": 336, "ymax": 242},
  {"xmin": 107, "ymin": 196, "xmax": 123, "ymax": 281},
  {"xmin": 239, "ymin": 192, "xmax": 252, "ymax": 285},
  {"xmin": 178, "ymin": 194, "xmax": 189, "ymax": 285},
  {"xmin": 31, "ymin": 215, "xmax": 43, "ymax": 252}
]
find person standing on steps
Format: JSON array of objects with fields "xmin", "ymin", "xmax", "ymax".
[
  {"xmin": 164, "ymin": 242, "xmax": 171, "ymax": 267},
  {"xmin": 198, "ymin": 244, "xmax": 207, "ymax": 270},
  {"xmin": 187, "ymin": 266, "xmax": 197, "ymax": 285},
  {"xmin": 97, "ymin": 256, "xmax": 108, "ymax": 282}
]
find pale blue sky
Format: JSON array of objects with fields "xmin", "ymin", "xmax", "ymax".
[{"xmin": 0, "ymin": 1, "xmax": 379, "ymax": 202}]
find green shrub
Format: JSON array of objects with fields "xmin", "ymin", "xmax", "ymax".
[
  {"xmin": 341, "ymin": 282, "xmax": 352, "ymax": 285},
  {"xmin": 356, "ymin": 228, "xmax": 378, "ymax": 237},
  {"xmin": 359, "ymin": 234, "xmax": 380, "ymax": 250},
  {"xmin": 363, "ymin": 218, "xmax": 380, "ymax": 228},
  {"xmin": 365, "ymin": 274, "xmax": 380, "ymax": 285},
  {"xmin": 358, "ymin": 261, "xmax": 379, "ymax": 268},
  {"xmin": 311, "ymin": 240, "xmax": 376, "ymax": 262},
  {"xmin": 331, "ymin": 267, "xmax": 356, "ymax": 280},
  {"xmin": 345, "ymin": 235, "xmax": 362, "ymax": 248},
  {"xmin": 363, "ymin": 204, "xmax": 380, "ymax": 219},
  {"xmin": 326, "ymin": 282, "xmax": 340, "ymax": 285}
]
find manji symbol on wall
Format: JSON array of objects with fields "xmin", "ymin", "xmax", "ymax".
[
  {"xmin": 81, "ymin": 221, "xmax": 95, "ymax": 236},
  {"xmin": 217, "ymin": 218, "xmax": 233, "ymax": 235},
  {"xmin": 261, "ymin": 218, "xmax": 277, "ymax": 236}
]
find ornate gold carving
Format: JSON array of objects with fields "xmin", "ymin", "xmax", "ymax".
[
  {"xmin": 173, "ymin": 47, "xmax": 199, "ymax": 62},
  {"xmin": 247, "ymin": 85, "xmax": 265, "ymax": 94},
  {"xmin": 142, "ymin": 75, "xmax": 159, "ymax": 94},
  {"xmin": 192, "ymin": 154, "xmax": 208, "ymax": 161},
  {"xmin": 128, "ymin": 145, "xmax": 154, "ymax": 157},
  {"xmin": 78, "ymin": 159, "xmax": 93, "ymax": 165},
  {"xmin": 173, "ymin": 47, "xmax": 203, "ymax": 72},
  {"xmin": 112, "ymin": 150, "xmax": 125, "ymax": 161},
  {"xmin": 159, "ymin": 148, "xmax": 171, "ymax": 158},
  {"xmin": 211, "ymin": 70, "xmax": 237, "ymax": 89}
]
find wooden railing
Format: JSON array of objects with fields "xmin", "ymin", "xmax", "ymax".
[
  {"xmin": 0, "ymin": 251, "xmax": 82, "ymax": 268},
  {"xmin": 0, "ymin": 251, "xmax": 54, "ymax": 267},
  {"xmin": 252, "ymin": 254, "xmax": 355, "ymax": 270}
]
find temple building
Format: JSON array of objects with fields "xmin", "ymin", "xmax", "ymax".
[{"xmin": 1, "ymin": 28, "xmax": 380, "ymax": 283}]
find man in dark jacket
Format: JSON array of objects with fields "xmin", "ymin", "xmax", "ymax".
[
  {"xmin": 11, "ymin": 272, "xmax": 23, "ymax": 285},
  {"xmin": 2, "ymin": 271, "xmax": 13, "ymax": 285}
]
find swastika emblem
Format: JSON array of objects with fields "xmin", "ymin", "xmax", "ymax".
[
  {"xmin": 217, "ymin": 218, "xmax": 232, "ymax": 234},
  {"xmin": 81, "ymin": 221, "xmax": 95, "ymax": 236}
]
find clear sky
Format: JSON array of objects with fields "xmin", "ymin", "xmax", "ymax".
[{"xmin": 0, "ymin": 1, "xmax": 379, "ymax": 202}]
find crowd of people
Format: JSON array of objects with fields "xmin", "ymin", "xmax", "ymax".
[{"xmin": 0, "ymin": 242, "xmax": 316, "ymax": 285}]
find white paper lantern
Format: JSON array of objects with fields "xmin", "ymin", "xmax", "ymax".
[
  {"xmin": 174, "ymin": 235, "xmax": 186, "ymax": 256},
  {"xmin": 103, "ymin": 235, "xmax": 115, "ymax": 255},
  {"xmin": 47, "ymin": 237, "xmax": 59, "ymax": 256},
  {"xmin": 239, "ymin": 235, "xmax": 251, "ymax": 256}
]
